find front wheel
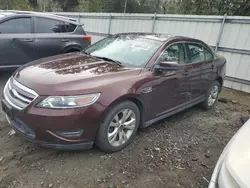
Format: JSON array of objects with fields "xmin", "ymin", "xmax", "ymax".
[
  {"xmin": 96, "ymin": 101, "xmax": 140, "ymax": 153},
  {"xmin": 200, "ymin": 81, "xmax": 221, "ymax": 110}
]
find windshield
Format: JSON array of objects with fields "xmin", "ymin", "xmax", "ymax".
[{"xmin": 85, "ymin": 35, "xmax": 163, "ymax": 68}]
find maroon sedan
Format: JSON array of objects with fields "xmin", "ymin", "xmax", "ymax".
[{"xmin": 1, "ymin": 33, "xmax": 226, "ymax": 152}]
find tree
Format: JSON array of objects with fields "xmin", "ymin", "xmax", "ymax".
[
  {"xmin": 28, "ymin": 0, "xmax": 38, "ymax": 9},
  {"xmin": 0, "ymin": 0, "xmax": 32, "ymax": 10},
  {"xmin": 53, "ymin": 0, "xmax": 79, "ymax": 11},
  {"xmin": 78, "ymin": 0, "xmax": 103, "ymax": 12},
  {"xmin": 2, "ymin": 0, "xmax": 250, "ymax": 16}
]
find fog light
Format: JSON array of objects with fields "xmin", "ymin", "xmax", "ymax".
[{"xmin": 56, "ymin": 129, "xmax": 83, "ymax": 138}]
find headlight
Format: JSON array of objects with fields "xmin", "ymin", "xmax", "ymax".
[{"xmin": 37, "ymin": 93, "xmax": 101, "ymax": 109}]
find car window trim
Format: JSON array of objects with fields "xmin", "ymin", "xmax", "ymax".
[
  {"xmin": 0, "ymin": 15, "xmax": 31, "ymax": 24},
  {"xmin": 152, "ymin": 41, "xmax": 188, "ymax": 69},
  {"xmin": 185, "ymin": 42, "xmax": 217, "ymax": 65},
  {"xmin": 0, "ymin": 16, "xmax": 33, "ymax": 34},
  {"xmin": 34, "ymin": 14, "xmax": 79, "ymax": 25},
  {"xmin": 31, "ymin": 16, "xmax": 35, "ymax": 34}
]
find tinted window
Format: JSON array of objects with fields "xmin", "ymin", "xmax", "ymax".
[
  {"xmin": 188, "ymin": 43, "xmax": 205, "ymax": 63},
  {"xmin": 204, "ymin": 48, "xmax": 214, "ymax": 61},
  {"xmin": 85, "ymin": 36, "xmax": 163, "ymax": 68},
  {"xmin": 36, "ymin": 18, "xmax": 62, "ymax": 33},
  {"xmin": 160, "ymin": 44, "xmax": 185, "ymax": 64},
  {"xmin": 62, "ymin": 22, "xmax": 76, "ymax": 33},
  {"xmin": 0, "ymin": 18, "xmax": 31, "ymax": 34}
]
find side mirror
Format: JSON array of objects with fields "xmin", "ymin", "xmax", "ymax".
[{"xmin": 154, "ymin": 61, "xmax": 180, "ymax": 72}]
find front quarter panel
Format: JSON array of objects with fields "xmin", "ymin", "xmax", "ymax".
[
  {"xmin": 97, "ymin": 69, "xmax": 157, "ymax": 121},
  {"xmin": 98, "ymin": 71, "xmax": 149, "ymax": 107}
]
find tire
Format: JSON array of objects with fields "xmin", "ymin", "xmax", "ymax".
[
  {"xmin": 64, "ymin": 49, "xmax": 80, "ymax": 53},
  {"xmin": 200, "ymin": 80, "xmax": 221, "ymax": 110},
  {"xmin": 96, "ymin": 101, "xmax": 140, "ymax": 153}
]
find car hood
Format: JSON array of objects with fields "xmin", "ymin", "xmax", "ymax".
[
  {"xmin": 224, "ymin": 119, "xmax": 250, "ymax": 187},
  {"xmin": 13, "ymin": 53, "xmax": 141, "ymax": 95}
]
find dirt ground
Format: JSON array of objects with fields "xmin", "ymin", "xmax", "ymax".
[{"xmin": 0, "ymin": 72, "xmax": 250, "ymax": 188}]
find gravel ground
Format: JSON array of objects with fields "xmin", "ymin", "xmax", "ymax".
[{"xmin": 0, "ymin": 71, "xmax": 250, "ymax": 188}]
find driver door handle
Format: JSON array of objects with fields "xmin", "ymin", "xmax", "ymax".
[
  {"xmin": 22, "ymin": 38, "xmax": 33, "ymax": 42},
  {"xmin": 61, "ymin": 38, "xmax": 69, "ymax": 42}
]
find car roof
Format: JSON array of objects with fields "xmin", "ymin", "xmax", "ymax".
[
  {"xmin": 114, "ymin": 32, "xmax": 196, "ymax": 42},
  {"xmin": 0, "ymin": 10, "xmax": 79, "ymax": 25}
]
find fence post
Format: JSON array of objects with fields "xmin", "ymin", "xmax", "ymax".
[
  {"xmin": 108, "ymin": 15, "xmax": 112, "ymax": 34},
  {"xmin": 215, "ymin": 13, "xmax": 227, "ymax": 52},
  {"xmin": 151, "ymin": 13, "xmax": 157, "ymax": 33},
  {"xmin": 78, "ymin": 14, "xmax": 81, "ymax": 25}
]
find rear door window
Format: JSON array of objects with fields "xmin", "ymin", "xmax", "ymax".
[
  {"xmin": 62, "ymin": 22, "xmax": 76, "ymax": 33},
  {"xmin": 204, "ymin": 48, "xmax": 214, "ymax": 61},
  {"xmin": 35, "ymin": 17, "xmax": 63, "ymax": 33},
  {"xmin": 0, "ymin": 17, "xmax": 31, "ymax": 34},
  {"xmin": 187, "ymin": 43, "xmax": 205, "ymax": 64}
]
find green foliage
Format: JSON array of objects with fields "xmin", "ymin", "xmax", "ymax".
[
  {"xmin": 161, "ymin": 0, "xmax": 250, "ymax": 16},
  {"xmin": 0, "ymin": 0, "xmax": 33, "ymax": 10},
  {"xmin": 54, "ymin": 0, "xmax": 79, "ymax": 11},
  {"xmin": 78, "ymin": 0, "xmax": 103, "ymax": 12},
  {"xmin": 1, "ymin": 0, "xmax": 250, "ymax": 16}
]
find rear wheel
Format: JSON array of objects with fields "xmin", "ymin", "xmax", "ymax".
[
  {"xmin": 200, "ymin": 80, "xmax": 220, "ymax": 110},
  {"xmin": 65, "ymin": 49, "xmax": 80, "ymax": 53},
  {"xmin": 96, "ymin": 101, "xmax": 140, "ymax": 153}
]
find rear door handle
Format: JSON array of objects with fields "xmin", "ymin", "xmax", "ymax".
[
  {"xmin": 22, "ymin": 38, "xmax": 33, "ymax": 42},
  {"xmin": 61, "ymin": 39, "xmax": 69, "ymax": 42}
]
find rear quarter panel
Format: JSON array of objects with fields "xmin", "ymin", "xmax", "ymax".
[
  {"xmin": 67, "ymin": 26, "xmax": 90, "ymax": 51},
  {"xmin": 61, "ymin": 34, "xmax": 90, "ymax": 53},
  {"xmin": 216, "ymin": 55, "xmax": 227, "ymax": 78}
]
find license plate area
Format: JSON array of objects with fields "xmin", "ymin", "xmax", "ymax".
[
  {"xmin": 1, "ymin": 99, "xmax": 35, "ymax": 139},
  {"xmin": 1, "ymin": 99, "xmax": 13, "ymax": 120}
]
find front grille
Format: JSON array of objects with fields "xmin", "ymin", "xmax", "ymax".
[{"xmin": 3, "ymin": 77, "xmax": 38, "ymax": 110}]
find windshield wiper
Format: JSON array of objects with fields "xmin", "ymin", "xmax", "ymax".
[{"xmin": 93, "ymin": 56, "xmax": 123, "ymax": 66}]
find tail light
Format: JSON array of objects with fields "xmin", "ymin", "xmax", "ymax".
[{"xmin": 83, "ymin": 35, "xmax": 91, "ymax": 44}]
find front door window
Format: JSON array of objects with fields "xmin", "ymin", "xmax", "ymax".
[
  {"xmin": 0, "ymin": 17, "xmax": 31, "ymax": 34},
  {"xmin": 159, "ymin": 43, "xmax": 186, "ymax": 64}
]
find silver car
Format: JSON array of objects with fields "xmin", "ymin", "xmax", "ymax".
[
  {"xmin": 0, "ymin": 11, "xmax": 91, "ymax": 70},
  {"xmin": 209, "ymin": 118, "xmax": 250, "ymax": 188}
]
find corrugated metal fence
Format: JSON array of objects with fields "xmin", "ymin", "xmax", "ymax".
[{"xmin": 56, "ymin": 12, "xmax": 250, "ymax": 93}]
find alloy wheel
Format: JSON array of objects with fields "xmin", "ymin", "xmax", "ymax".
[
  {"xmin": 208, "ymin": 84, "xmax": 219, "ymax": 107},
  {"xmin": 107, "ymin": 109, "xmax": 136, "ymax": 147}
]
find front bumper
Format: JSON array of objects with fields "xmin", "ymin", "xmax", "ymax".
[
  {"xmin": 5, "ymin": 114, "xmax": 94, "ymax": 150},
  {"xmin": 1, "ymin": 98, "xmax": 105, "ymax": 150}
]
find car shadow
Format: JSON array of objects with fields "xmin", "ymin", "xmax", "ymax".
[{"xmin": 138, "ymin": 105, "xmax": 202, "ymax": 133}]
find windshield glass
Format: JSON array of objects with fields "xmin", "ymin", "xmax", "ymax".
[{"xmin": 85, "ymin": 35, "xmax": 163, "ymax": 68}]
